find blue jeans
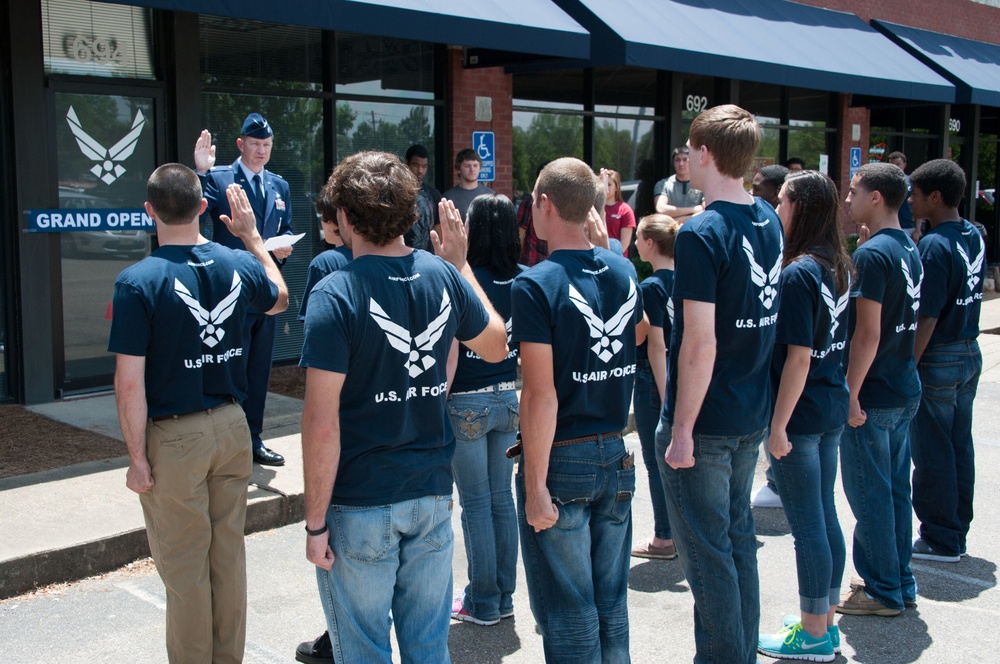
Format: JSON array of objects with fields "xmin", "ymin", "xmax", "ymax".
[
  {"xmin": 632, "ymin": 360, "xmax": 671, "ymax": 539},
  {"xmin": 655, "ymin": 422, "xmax": 763, "ymax": 664},
  {"xmin": 769, "ymin": 426, "xmax": 846, "ymax": 615},
  {"xmin": 516, "ymin": 434, "xmax": 635, "ymax": 664},
  {"xmin": 448, "ymin": 386, "xmax": 520, "ymax": 620},
  {"xmin": 315, "ymin": 495, "xmax": 454, "ymax": 664},
  {"xmin": 840, "ymin": 401, "xmax": 920, "ymax": 611},
  {"xmin": 911, "ymin": 340, "xmax": 981, "ymax": 556}
]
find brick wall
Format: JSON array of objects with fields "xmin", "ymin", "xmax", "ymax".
[
  {"xmin": 446, "ymin": 48, "xmax": 514, "ymax": 197},
  {"xmin": 792, "ymin": 0, "xmax": 1000, "ymax": 45}
]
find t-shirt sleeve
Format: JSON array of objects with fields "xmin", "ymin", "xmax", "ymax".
[
  {"xmin": 775, "ymin": 263, "xmax": 816, "ymax": 348},
  {"xmin": 298, "ymin": 261, "xmax": 329, "ymax": 321},
  {"xmin": 641, "ymin": 280, "xmax": 667, "ymax": 328},
  {"xmin": 917, "ymin": 236, "xmax": 949, "ymax": 318},
  {"xmin": 620, "ymin": 203, "xmax": 637, "ymax": 229},
  {"xmin": 242, "ymin": 255, "xmax": 279, "ymax": 313},
  {"xmin": 852, "ymin": 245, "xmax": 888, "ymax": 304},
  {"xmin": 300, "ymin": 285, "xmax": 351, "ymax": 374},
  {"xmin": 653, "ymin": 178, "xmax": 668, "ymax": 198},
  {"xmin": 511, "ymin": 276, "xmax": 552, "ymax": 345},
  {"xmin": 452, "ymin": 268, "xmax": 491, "ymax": 342},
  {"xmin": 672, "ymin": 224, "xmax": 721, "ymax": 304},
  {"xmin": 107, "ymin": 281, "xmax": 151, "ymax": 356}
]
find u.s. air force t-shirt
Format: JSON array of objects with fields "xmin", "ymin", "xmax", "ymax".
[
  {"xmin": 918, "ymin": 220, "xmax": 985, "ymax": 345},
  {"xmin": 771, "ymin": 256, "xmax": 849, "ymax": 436},
  {"xmin": 298, "ymin": 245, "xmax": 352, "ymax": 321},
  {"xmin": 300, "ymin": 250, "xmax": 490, "ymax": 507},
  {"xmin": 511, "ymin": 247, "xmax": 643, "ymax": 441},
  {"xmin": 666, "ymin": 199, "xmax": 784, "ymax": 436},
  {"xmin": 108, "ymin": 242, "xmax": 278, "ymax": 419},
  {"xmin": 452, "ymin": 264, "xmax": 526, "ymax": 393},
  {"xmin": 637, "ymin": 269, "xmax": 673, "ymax": 363},
  {"xmin": 847, "ymin": 228, "xmax": 922, "ymax": 408}
]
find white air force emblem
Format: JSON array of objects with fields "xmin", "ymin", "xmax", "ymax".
[
  {"xmin": 742, "ymin": 236, "xmax": 782, "ymax": 310},
  {"xmin": 820, "ymin": 283, "xmax": 850, "ymax": 339},
  {"xmin": 666, "ymin": 297, "xmax": 675, "ymax": 327},
  {"xmin": 957, "ymin": 241, "xmax": 985, "ymax": 293},
  {"xmin": 505, "ymin": 317, "xmax": 513, "ymax": 344},
  {"xmin": 66, "ymin": 106, "xmax": 146, "ymax": 185},
  {"xmin": 569, "ymin": 279, "xmax": 638, "ymax": 363},
  {"xmin": 175, "ymin": 271, "xmax": 242, "ymax": 348},
  {"xmin": 370, "ymin": 289, "xmax": 452, "ymax": 378},
  {"xmin": 901, "ymin": 258, "xmax": 923, "ymax": 312}
]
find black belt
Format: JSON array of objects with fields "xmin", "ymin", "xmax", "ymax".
[
  {"xmin": 151, "ymin": 397, "xmax": 238, "ymax": 422},
  {"xmin": 505, "ymin": 430, "xmax": 622, "ymax": 459}
]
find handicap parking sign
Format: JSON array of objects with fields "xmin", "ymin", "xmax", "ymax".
[
  {"xmin": 850, "ymin": 146, "xmax": 862, "ymax": 178},
  {"xmin": 473, "ymin": 131, "xmax": 495, "ymax": 182}
]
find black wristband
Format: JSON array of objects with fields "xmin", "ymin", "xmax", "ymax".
[{"xmin": 305, "ymin": 523, "xmax": 328, "ymax": 537}]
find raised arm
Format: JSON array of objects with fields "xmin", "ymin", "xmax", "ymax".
[{"xmin": 220, "ymin": 184, "xmax": 289, "ymax": 315}]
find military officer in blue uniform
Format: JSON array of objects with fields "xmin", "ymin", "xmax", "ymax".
[{"xmin": 194, "ymin": 113, "xmax": 293, "ymax": 465}]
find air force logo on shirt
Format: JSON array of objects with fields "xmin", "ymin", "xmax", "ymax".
[
  {"xmin": 175, "ymin": 271, "xmax": 242, "ymax": 348},
  {"xmin": 958, "ymin": 240, "xmax": 985, "ymax": 293},
  {"xmin": 901, "ymin": 258, "xmax": 923, "ymax": 312},
  {"xmin": 370, "ymin": 289, "xmax": 451, "ymax": 377},
  {"xmin": 569, "ymin": 279, "xmax": 637, "ymax": 363},
  {"xmin": 820, "ymin": 283, "xmax": 849, "ymax": 339},
  {"xmin": 742, "ymin": 236, "xmax": 782, "ymax": 310}
]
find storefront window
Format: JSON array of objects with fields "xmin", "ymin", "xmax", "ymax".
[
  {"xmin": 594, "ymin": 116, "xmax": 654, "ymax": 181},
  {"xmin": 595, "ymin": 67, "xmax": 655, "ymax": 116},
  {"xmin": 201, "ymin": 92, "xmax": 325, "ymax": 363},
  {"xmin": 42, "ymin": 0, "xmax": 155, "ymax": 79},
  {"xmin": 513, "ymin": 69, "xmax": 585, "ymax": 111},
  {"xmin": 336, "ymin": 33, "xmax": 435, "ymax": 100},
  {"xmin": 55, "ymin": 92, "xmax": 156, "ymax": 388},
  {"xmin": 200, "ymin": 17, "xmax": 322, "ymax": 91},
  {"xmin": 512, "ymin": 111, "xmax": 584, "ymax": 197},
  {"xmin": 680, "ymin": 74, "xmax": 714, "ymax": 142},
  {"xmin": 335, "ymin": 101, "xmax": 435, "ymax": 164}
]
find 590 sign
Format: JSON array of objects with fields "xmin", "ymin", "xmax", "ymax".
[{"xmin": 64, "ymin": 35, "xmax": 127, "ymax": 65}]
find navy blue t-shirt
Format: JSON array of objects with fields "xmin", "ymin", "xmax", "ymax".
[
  {"xmin": 770, "ymin": 256, "xmax": 850, "ymax": 435},
  {"xmin": 637, "ymin": 269, "xmax": 673, "ymax": 363},
  {"xmin": 666, "ymin": 198, "xmax": 784, "ymax": 435},
  {"xmin": 511, "ymin": 247, "xmax": 643, "ymax": 441},
  {"xmin": 300, "ymin": 250, "xmax": 490, "ymax": 507},
  {"xmin": 918, "ymin": 220, "xmax": 985, "ymax": 345},
  {"xmin": 108, "ymin": 242, "xmax": 279, "ymax": 418},
  {"xmin": 298, "ymin": 245, "xmax": 353, "ymax": 321},
  {"xmin": 847, "ymin": 228, "xmax": 922, "ymax": 408},
  {"xmin": 452, "ymin": 264, "xmax": 526, "ymax": 393}
]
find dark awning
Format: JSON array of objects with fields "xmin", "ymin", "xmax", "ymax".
[
  {"xmin": 873, "ymin": 20, "xmax": 1000, "ymax": 108},
  {"xmin": 553, "ymin": 0, "xmax": 954, "ymax": 102},
  {"xmin": 97, "ymin": 0, "xmax": 590, "ymax": 60}
]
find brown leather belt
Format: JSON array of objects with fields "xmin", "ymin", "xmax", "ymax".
[
  {"xmin": 505, "ymin": 431, "xmax": 622, "ymax": 459},
  {"xmin": 151, "ymin": 397, "xmax": 238, "ymax": 422}
]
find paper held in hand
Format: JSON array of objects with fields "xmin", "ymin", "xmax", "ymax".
[{"xmin": 264, "ymin": 233, "xmax": 305, "ymax": 252}]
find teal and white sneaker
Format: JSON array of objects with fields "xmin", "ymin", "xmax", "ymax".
[
  {"xmin": 783, "ymin": 614, "xmax": 841, "ymax": 653},
  {"xmin": 759, "ymin": 621, "xmax": 835, "ymax": 662}
]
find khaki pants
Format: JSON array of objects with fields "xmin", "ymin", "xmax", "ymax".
[{"xmin": 139, "ymin": 402, "xmax": 252, "ymax": 664}]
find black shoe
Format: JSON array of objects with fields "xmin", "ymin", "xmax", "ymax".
[
  {"xmin": 253, "ymin": 446, "xmax": 285, "ymax": 466},
  {"xmin": 295, "ymin": 631, "xmax": 333, "ymax": 664}
]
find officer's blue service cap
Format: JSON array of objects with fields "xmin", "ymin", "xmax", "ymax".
[{"xmin": 241, "ymin": 113, "xmax": 272, "ymax": 139}]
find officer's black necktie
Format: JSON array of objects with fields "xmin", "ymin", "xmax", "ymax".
[{"xmin": 253, "ymin": 174, "xmax": 264, "ymax": 204}]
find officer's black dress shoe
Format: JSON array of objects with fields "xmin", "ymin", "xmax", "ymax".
[
  {"xmin": 295, "ymin": 631, "xmax": 333, "ymax": 664},
  {"xmin": 252, "ymin": 445, "xmax": 285, "ymax": 466}
]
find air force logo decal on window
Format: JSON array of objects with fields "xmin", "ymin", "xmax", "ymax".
[
  {"xmin": 569, "ymin": 279, "xmax": 637, "ymax": 363},
  {"xmin": 370, "ymin": 289, "xmax": 452, "ymax": 378},
  {"xmin": 742, "ymin": 236, "xmax": 782, "ymax": 310},
  {"xmin": 66, "ymin": 106, "xmax": 146, "ymax": 185},
  {"xmin": 175, "ymin": 271, "xmax": 242, "ymax": 348}
]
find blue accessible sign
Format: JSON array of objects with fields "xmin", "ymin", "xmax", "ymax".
[
  {"xmin": 27, "ymin": 208, "xmax": 154, "ymax": 232},
  {"xmin": 849, "ymin": 147, "xmax": 862, "ymax": 179},
  {"xmin": 473, "ymin": 131, "xmax": 495, "ymax": 182}
]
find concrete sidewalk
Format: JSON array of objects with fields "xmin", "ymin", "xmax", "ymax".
[{"xmin": 3, "ymin": 296, "xmax": 1000, "ymax": 600}]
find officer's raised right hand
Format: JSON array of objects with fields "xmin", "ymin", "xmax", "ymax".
[{"xmin": 194, "ymin": 130, "xmax": 216, "ymax": 174}]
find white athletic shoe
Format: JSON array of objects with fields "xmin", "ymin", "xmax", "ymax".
[{"xmin": 751, "ymin": 484, "xmax": 784, "ymax": 509}]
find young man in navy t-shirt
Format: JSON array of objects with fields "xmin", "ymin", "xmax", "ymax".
[
  {"xmin": 297, "ymin": 177, "xmax": 352, "ymax": 323},
  {"xmin": 110, "ymin": 164, "xmax": 287, "ymax": 663},
  {"xmin": 653, "ymin": 105, "xmax": 783, "ymax": 664},
  {"xmin": 837, "ymin": 162, "xmax": 923, "ymax": 617},
  {"xmin": 908, "ymin": 159, "xmax": 985, "ymax": 563},
  {"xmin": 512, "ymin": 157, "xmax": 646, "ymax": 663},
  {"xmin": 299, "ymin": 151, "xmax": 508, "ymax": 664}
]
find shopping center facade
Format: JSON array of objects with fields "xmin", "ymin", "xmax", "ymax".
[{"xmin": 3, "ymin": 0, "xmax": 1000, "ymax": 403}]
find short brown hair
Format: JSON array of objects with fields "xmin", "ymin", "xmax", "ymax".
[
  {"xmin": 688, "ymin": 104, "xmax": 760, "ymax": 179},
  {"xmin": 855, "ymin": 162, "xmax": 908, "ymax": 212},
  {"xmin": 637, "ymin": 214, "xmax": 680, "ymax": 258},
  {"xmin": 147, "ymin": 163, "xmax": 203, "ymax": 225},
  {"xmin": 315, "ymin": 176, "xmax": 337, "ymax": 223},
  {"xmin": 328, "ymin": 151, "xmax": 419, "ymax": 246},
  {"xmin": 605, "ymin": 169, "xmax": 623, "ymax": 203},
  {"xmin": 536, "ymin": 157, "xmax": 598, "ymax": 224},
  {"xmin": 454, "ymin": 148, "xmax": 481, "ymax": 169}
]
